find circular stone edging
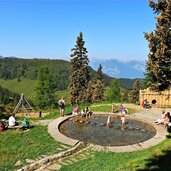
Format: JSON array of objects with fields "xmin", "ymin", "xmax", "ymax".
[{"xmin": 48, "ymin": 112, "xmax": 168, "ymax": 153}]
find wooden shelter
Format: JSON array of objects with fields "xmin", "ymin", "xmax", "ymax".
[{"xmin": 139, "ymin": 88, "xmax": 171, "ymax": 107}]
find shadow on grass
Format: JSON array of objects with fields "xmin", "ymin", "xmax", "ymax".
[{"xmin": 137, "ymin": 136, "xmax": 171, "ymax": 171}]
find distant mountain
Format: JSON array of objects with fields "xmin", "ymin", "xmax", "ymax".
[{"xmin": 90, "ymin": 59, "xmax": 146, "ymax": 79}]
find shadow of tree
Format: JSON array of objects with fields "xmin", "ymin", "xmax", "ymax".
[{"xmin": 137, "ymin": 136, "xmax": 171, "ymax": 171}]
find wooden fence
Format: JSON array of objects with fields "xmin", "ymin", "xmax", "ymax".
[{"xmin": 139, "ymin": 88, "xmax": 171, "ymax": 107}]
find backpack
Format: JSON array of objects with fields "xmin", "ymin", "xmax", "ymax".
[
  {"xmin": 58, "ymin": 101, "xmax": 64, "ymax": 108},
  {"xmin": 0, "ymin": 122, "xmax": 5, "ymax": 131}
]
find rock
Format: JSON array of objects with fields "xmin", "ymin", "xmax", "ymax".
[
  {"xmin": 26, "ymin": 159, "xmax": 35, "ymax": 163},
  {"xmin": 15, "ymin": 160, "xmax": 22, "ymax": 166},
  {"xmin": 47, "ymin": 164, "xmax": 61, "ymax": 170},
  {"xmin": 100, "ymin": 123, "xmax": 106, "ymax": 126}
]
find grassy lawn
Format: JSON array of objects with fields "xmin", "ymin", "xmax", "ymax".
[
  {"xmin": 60, "ymin": 137, "xmax": 171, "ymax": 171},
  {"xmin": 0, "ymin": 78, "xmax": 37, "ymax": 100},
  {"xmin": 0, "ymin": 125, "xmax": 69, "ymax": 171}
]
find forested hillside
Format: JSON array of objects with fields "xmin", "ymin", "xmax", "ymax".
[
  {"xmin": 0, "ymin": 57, "xmax": 138, "ymax": 95},
  {"xmin": 0, "ymin": 58, "xmax": 70, "ymax": 90}
]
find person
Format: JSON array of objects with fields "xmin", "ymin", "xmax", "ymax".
[
  {"xmin": 8, "ymin": 114, "xmax": 19, "ymax": 127},
  {"xmin": 153, "ymin": 110, "xmax": 166, "ymax": 125},
  {"xmin": 0, "ymin": 122, "xmax": 5, "ymax": 131},
  {"xmin": 58, "ymin": 96, "xmax": 65, "ymax": 117},
  {"xmin": 72, "ymin": 106, "xmax": 79, "ymax": 115},
  {"xmin": 85, "ymin": 106, "xmax": 91, "ymax": 119},
  {"xmin": 111, "ymin": 104, "xmax": 115, "ymax": 113},
  {"xmin": 164, "ymin": 112, "xmax": 171, "ymax": 127},
  {"xmin": 80, "ymin": 109, "xmax": 86, "ymax": 117},
  {"xmin": 121, "ymin": 114, "xmax": 126, "ymax": 126},
  {"xmin": 23, "ymin": 118, "xmax": 30, "ymax": 128},
  {"xmin": 107, "ymin": 116, "xmax": 111, "ymax": 127},
  {"xmin": 119, "ymin": 104, "xmax": 123, "ymax": 114}
]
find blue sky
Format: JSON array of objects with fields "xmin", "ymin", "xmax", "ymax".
[{"xmin": 0, "ymin": 0, "xmax": 156, "ymax": 62}]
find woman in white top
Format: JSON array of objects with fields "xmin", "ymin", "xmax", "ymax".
[{"xmin": 9, "ymin": 114, "xmax": 17, "ymax": 127}]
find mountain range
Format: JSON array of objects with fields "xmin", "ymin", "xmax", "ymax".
[{"xmin": 90, "ymin": 59, "xmax": 146, "ymax": 79}]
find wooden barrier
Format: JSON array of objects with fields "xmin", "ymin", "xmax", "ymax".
[{"xmin": 140, "ymin": 88, "xmax": 171, "ymax": 107}]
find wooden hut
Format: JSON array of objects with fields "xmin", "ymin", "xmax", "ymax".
[{"xmin": 139, "ymin": 88, "xmax": 171, "ymax": 107}]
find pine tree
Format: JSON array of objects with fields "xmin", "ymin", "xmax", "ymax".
[
  {"xmin": 95, "ymin": 64, "xmax": 104, "ymax": 81},
  {"xmin": 35, "ymin": 65, "xmax": 55, "ymax": 108},
  {"xmin": 144, "ymin": 0, "xmax": 171, "ymax": 91},
  {"xmin": 130, "ymin": 79, "xmax": 141, "ymax": 104},
  {"xmin": 69, "ymin": 32, "xmax": 90, "ymax": 104},
  {"xmin": 105, "ymin": 78, "xmax": 121, "ymax": 102},
  {"xmin": 91, "ymin": 64, "xmax": 105, "ymax": 102}
]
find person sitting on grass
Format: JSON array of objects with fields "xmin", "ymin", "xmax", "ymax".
[
  {"xmin": 23, "ymin": 118, "xmax": 30, "ymax": 129},
  {"xmin": 8, "ymin": 114, "xmax": 19, "ymax": 127}
]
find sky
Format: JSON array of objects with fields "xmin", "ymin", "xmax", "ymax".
[{"xmin": 0, "ymin": 0, "xmax": 156, "ymax": 62}]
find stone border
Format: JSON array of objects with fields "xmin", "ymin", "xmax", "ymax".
[
  {"xmin": 48, "ymin": 112, "xmax": 168, "ymax": 153},
  {"xmin": 17, "ymin": 142, "xmax": 85, "ymax": 171},
  {"xmin": 48, "ymin": 115, "xmax": 79, "ymax": 146}
]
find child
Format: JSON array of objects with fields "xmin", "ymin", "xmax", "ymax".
[
  {"xmin": 119, "ymin": 104, "xmax": 123, "ymax": 114},
  {"xmin": 121, "ymin": 115, "xmax": 125, "ymax": 126},
  {"xmin": 111, "ymin": 104, "xmax": 115, "ymax": 113},
  {"xmin": 72, "ymin": 106, "xmax": 79, "ymax": 115}
]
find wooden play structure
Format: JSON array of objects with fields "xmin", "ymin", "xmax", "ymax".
[
  {"xmin": 139, "ymin": 88, "xmax": 171, "ymax": 107},
  {"xmin": 13, "ymin": 94, "xmax": 33, "ymax": 116}
]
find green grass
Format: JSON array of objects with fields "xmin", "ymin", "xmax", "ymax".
[
  {"xmin": 60, "ymin": 137, "xmax": 171, "ymax": 171},
  {"xmin": 0, "ymin": 125, "xmax": 69, "ymax": 171},
  {"xmin": 0, "ymin": 78, "xmax": 37, "ymax": 99}
]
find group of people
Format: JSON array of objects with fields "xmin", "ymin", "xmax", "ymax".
[
  {"xmin": 153, "ymin": 110, "xmax": 171, "ymax": 127},
  {"xmin": 112, "ymin": 103, "xmax": 128, "ymax": 115},
  {"xmin": 142, "ymin": 99, "xmax": 151, "ymax": 109},
  {"xmin": 58, "ymin": 97, "xmax": 92, "ymax": 118},
  {"xmin": 58, "ymin": 98, "xmax": 127, "ymax": 125}
]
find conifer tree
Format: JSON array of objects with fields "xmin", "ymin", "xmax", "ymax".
[
  {"xmin": 35, "ymin": 65, "xmax": 55, "ymax": 108},
  {"xmin": 69, "ymin": 32, "xmax": 90, "ymax": 104},
  {"xmin": 96, "ymin": 64, "xmax": 103, "ymax": 81},
  {"xmin": 144, "ymin": 0, "xmax": 171, "ymax": 91},
  {"xmin": 105, "ymin": 78, "xmax": 121, "ymax": 102},
  {"xmin": 91, "ymin": 64, "xmax": 105, "ymax": 102},
  {"xmin": 130, "ymin": 79, "xmax": 141, "ymax": 104}
]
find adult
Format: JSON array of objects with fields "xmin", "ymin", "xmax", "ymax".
[
  {"xmin": 164, "ymin": 112, "xmax": 171, "ymax": 127},
  {"xmin": 8, "ymin": 114, "xmax": 18, "ymax": 127},
  {"xmin": 58, "ymin": 96, "xmax": 65, "ymax": 117},
  {"xmin": 85, "ymin": 106, "xmax": 91, "ymax": 119},
  {"xmin": 153, "ymin": 110, "xmax": 166, "ymax": 125}
]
